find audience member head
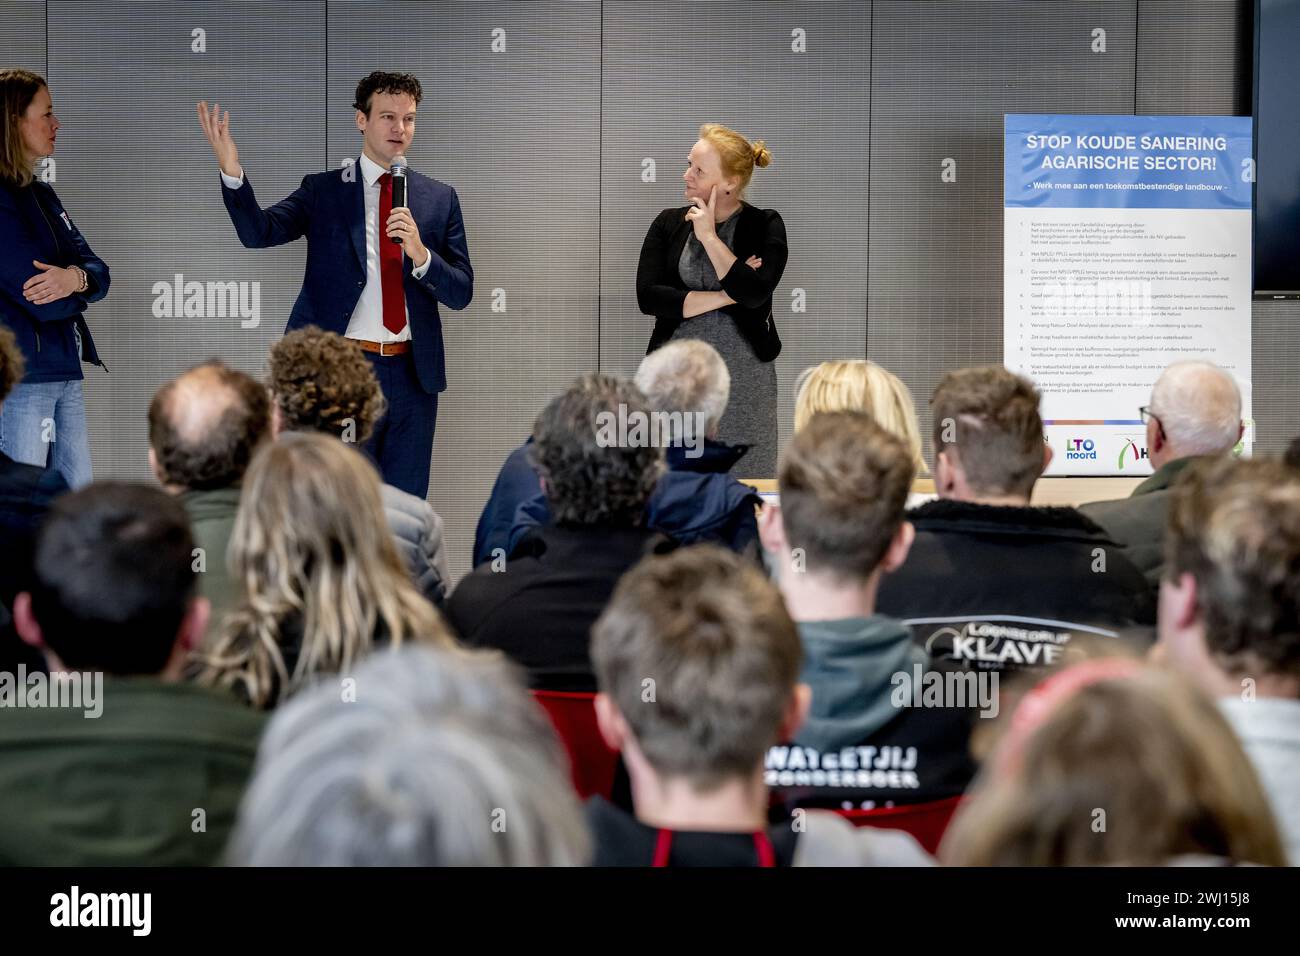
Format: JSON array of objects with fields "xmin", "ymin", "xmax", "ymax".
[
  {"xmin": 591, "ymin": 546, "xmax": 807, "ymax": 826},
  {"xmin": 14, "ymin": 482, "xmax": 206, "ymax": 678},
  {"xmin": 760, "ymin": 411, "xmax": 915, "ymax": 612},
  {"xmin": 266, "ymin": 326, "xmax": 386, "ymax": 444},
  {"xmin": 1285, "ymin": 436, "xmax": 1300, "ymax": 471},
  {"xmin": 942, "ymin": 660, "xmax": 1286, "ymax": 866},
  {"xmin": 147, "ymin": 360, "xmax": 272, "ymax": 493},
  {"xmin": 930, "ymin": 366, "xmax": 1048, "ymax": 505},
  {"xmin": 226, "ymin": 646, "xmax": 589, "ymax": 865},
  {"xmin": 194, "ymin": 433, "xmax": 453, "ymax": 709},
  {"xmin": 634, "ymin": 339, "xmax": 730, "ymax": 444},
  {"xmin": 530, "ymin": 373, "xmax": 663, "ymax": 528},
  {"xmin": 794, "ymin": 360, "xmax": 927, "ymax": 475},
  {"xmin": 1158, "ymin": 456, "xmax": 1300, "ymax": 700},
  {"xmin": 1145, "ymin": 361, "xmax": 1242, "ymax": 471}
]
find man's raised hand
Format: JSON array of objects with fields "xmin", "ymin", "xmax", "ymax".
[{"xmin": 196, "ymin": 101, "xmax": 241, "ymax": 179}]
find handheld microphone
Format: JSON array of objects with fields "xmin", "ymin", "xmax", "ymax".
[{"xmin": 389, "ymin": 155, "xmax": 408, "ymax": 245}]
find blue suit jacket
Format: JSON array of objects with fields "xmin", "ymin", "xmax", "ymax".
[{"xmin": 220, "ymin": 161, "xmax": 473, "ymax": 394}]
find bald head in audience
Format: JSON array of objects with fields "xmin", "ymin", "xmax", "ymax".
[
  {"xmin": 1146, "ymin": 361, "xmax": 1243, "ymax": 471},
  {"xmin": 147, "ymin": 360, "xmax": 271, "ymax": 494}
]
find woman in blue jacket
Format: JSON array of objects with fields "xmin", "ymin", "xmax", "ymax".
[{"xmin": 0, "ymin": 69, "xmax": 109, "ymax": 488}]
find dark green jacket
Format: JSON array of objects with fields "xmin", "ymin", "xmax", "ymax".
[
  {"xmin": 181, "ymin": 486, "xmax": 241, "ymax": 633},
  {"xmin": 0, "ymin": 677, "xmax": 264, "ymax": 865},
  {"xmin": 1078, "ymin": 456, "xmax": 1203, "ymax": 590}
]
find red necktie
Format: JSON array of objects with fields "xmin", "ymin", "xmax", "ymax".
[{"xmin": 378, "ymin": 172, "xmax": 407, "ymax": 335}]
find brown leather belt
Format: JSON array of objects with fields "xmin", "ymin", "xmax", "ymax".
[{"xmin": 353, "ymin": 339, "xmax": 410, "ymax": 356}]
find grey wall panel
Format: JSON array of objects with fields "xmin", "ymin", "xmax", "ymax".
[
  {"xmin": 601, "ymin": 0, "xmax": 871, "ymax": 470},
  {"xmin": 1251, "ymin": 300, "xmax": 1300, "ymax": 455},
  {"xmin": 329, "ymin": 2, "xmax": 601, "ymax": 581},
  {"xmin": 869, "ymin": 1, "xmax": 1137, "ymax": 463},
  {"xmin": 0, "ymin": 0, "xmax": 46, "ymax": 72},
  {"xmin": 46, "ymin": 1, "xmax": 326, "ymax": 481},
  {"xmin": 1136, "ymin": 0, "xmax": 1249, "ymax": 115}
]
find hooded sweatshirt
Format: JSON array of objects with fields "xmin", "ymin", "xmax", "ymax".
[{"xmin": 766, "ymin": 615, "xmax": 978, "ymax": 810}]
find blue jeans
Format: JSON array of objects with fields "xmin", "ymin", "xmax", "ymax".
[{"xmin": 0, "ymin": 379, "xmax": 93, "ymax": 489}]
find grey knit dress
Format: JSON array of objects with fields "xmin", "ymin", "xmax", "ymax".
[{"xmin": 670, "ymin": 211, "xmax": 779, "ymax": 476}]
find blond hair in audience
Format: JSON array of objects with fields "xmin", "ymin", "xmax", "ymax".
[
  {"xmin": 942, "ymin": 664, "xmax": 1286, "ymax": 866},
  {"xmin": 194, "ymin": 432, "xmax": 454, "ymax": 709},
  {"xmin": 794, "ymin": 360, "xmax": 927, "ymax": 475}
]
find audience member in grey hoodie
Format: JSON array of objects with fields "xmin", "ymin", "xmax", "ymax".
[
  {"xmin": 760, "ymin": 411, "xmax": 978, "ymax": 811},
  {"xmin": 1155, "ymin": 456, "xmax": 1300, "ymax": 865}
]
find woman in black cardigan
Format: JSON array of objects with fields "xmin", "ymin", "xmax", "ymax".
[{"xmin": 636, "ymin": 124, "xmax": 788, "ymax": 476}]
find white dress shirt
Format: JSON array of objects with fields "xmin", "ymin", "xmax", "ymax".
[{"xmin": 221, "ymin": 153, "xmax": 431, "ymax": 343}]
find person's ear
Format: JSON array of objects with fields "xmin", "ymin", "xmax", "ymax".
[
  {"xmin": 269, "ymin": 400, "xmax": 283, "ymax": 438},
  {"xmin": 538, "ymin": 475, "xmax": 550, "ymax": 499},
  {"xmin": 779, "ymin": 684, "xmax": 812, "ymax": 743},
  {"xmin": 593, "ymin": 692, "xmax": 627, "ymax": 752},
  {"xmin": 757, "ymin": 500, "xmax": 786, "ymax": 555},
  {"xmin": 12, "ymin": 593, "xmax": 44, "ymax": 650},
  {"xmin": 147, "ymin": 447, "xmax": 166, "ymax": 487},
  {"xmin": 935, "ymin": 448, "xmax": 958, "ymax": 496},
  {"xmin": 880, "ymin": 520, "xmax": 915, "ymax": 574},
  {"xmin": 1147, "ymin": 417, "xmax": 1163, "ymax": 457},
  {"xmin": 177, "ymin": 596, "xmax": 210, "ymax": 654},
  {"xmin": 355, "ymin": 108, "xmax": 367, "ymax": 134},
  {"xmin": 1166, "ymin": 571, "xmax": 1199, "ymax": 630},
  {"xmin": 1041, "ymin": 441, "xmax": 1054, "ymax": 475}
]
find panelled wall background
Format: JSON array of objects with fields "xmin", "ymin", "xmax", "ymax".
[{"xmin": 4, "ymin": 0, "xmax": 1289, "ymax": 581}]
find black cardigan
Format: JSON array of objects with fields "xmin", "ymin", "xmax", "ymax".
[{"xmin": 635, "ymin": 202, "xmax": 788, "ymax": 362}]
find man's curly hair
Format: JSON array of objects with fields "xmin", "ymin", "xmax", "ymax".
[
  {"xmin": 0, "ymin": 324, "xmax": 24, "ymax": 402},
  {"xmin": 1166, "ymin": 455, "xmax": 1300, "ymax": 680},
  {"xmin": 531, "ymin": 374, "xmax": 663, "ymax": 527},
  {"xmin": 353, "ymin": 71, "xmax": 423, "ymax": 116},
  {"xmin": 148, "ymin": 360, "xmax": 271, "ymax": 491},
  {"xmin": 268, "ymin": 327, "xmax": 386, "ymax": 444}
]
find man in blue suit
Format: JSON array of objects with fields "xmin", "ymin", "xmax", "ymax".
[{"xmin": 197, "ymin": 72, "xmax": 472, "ymax": 497}]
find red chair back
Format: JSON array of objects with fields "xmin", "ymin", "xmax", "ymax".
[
  {"xmin": 531, "ymin": 690, "xmax": 620, "ymax": 800},
  {"xmin": 835, "ymin": 796, "xmax": 964, "ymax": 855}
]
